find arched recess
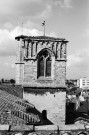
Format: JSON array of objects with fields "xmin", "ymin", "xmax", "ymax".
[{"xmin": 37, "ymin": 48, "xmax": 55, "ymax": 79}]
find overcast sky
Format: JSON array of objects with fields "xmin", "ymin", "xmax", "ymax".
[{"xmin": 0, "ymin": 0, "xmax": 89, "ymax": 79}]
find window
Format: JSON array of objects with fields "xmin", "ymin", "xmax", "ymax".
[
  {"xmin": 38, "ymin": 49, "xmax": 52, "ymax": 78},
  {"xmin": 42, "ymin": 110, "xmax": 47, "ymax": 120}
]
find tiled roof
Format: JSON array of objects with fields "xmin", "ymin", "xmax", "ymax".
[{"xmin": 0, "ymin": 89, "xmax": 41, "ymax": 126}]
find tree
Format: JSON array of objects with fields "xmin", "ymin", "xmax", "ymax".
[
  {"xmin": 66, "ymin": 80, "xmax": 74, "ymax": 88},
  {"xmin": 10, "ymin": 79, "xmax": 15, "ymax": 86},
  {"xmin": 1, "ymin": 78, "xmax": 4, "ymax": 83}
]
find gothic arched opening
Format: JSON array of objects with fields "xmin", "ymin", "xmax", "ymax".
[{"xmin": 37, "ymin": 49, "xmax": 54, "ymax": 79}]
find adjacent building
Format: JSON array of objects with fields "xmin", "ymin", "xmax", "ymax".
[{"xmin": 78, "ymin": 78, "xmax": 89, "ymax": 89}]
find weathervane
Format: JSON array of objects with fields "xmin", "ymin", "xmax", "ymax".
[{"xmin": 42, "ymin": 21, "xmax": 45, "ymax": 36}]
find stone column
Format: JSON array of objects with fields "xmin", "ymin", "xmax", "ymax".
[
  {"xmin": 64, "ymin": 43, "xmax": 67, "ymax": 59},
  {"xmin": 60, "ymin": 43, "xmax": 63, "ymax": 59},
  {"xmin": 52, "ymin": 42, "xmax": 55, "ymax": 51},
  {"xmin": 28, "ymin": 42, "xmax": 31, "ymax": 58},
  {"xmin": 51, "ymin": 55, "xmax": 55, "ymax": 79},
  {"xmin": 54, "ymin": 42, "xmax": 58, "ymax": 58},
  {"xmin": 57, "ymin": 42, "xmax": 61, "ymax": 59},
  {"xmin": 53, "ymin": 42, "xmax": 57, "ymax": 57},
  {"xmin": 22, "ymin": 41, "xmax": 25, "ymax": 59},
  {"xmin": 33, "ymin": 41, "xmax": 36, "ymax": 57},
  {"xmin": 60, "ymin": 43, "xmax": 66, "ymax": 59},
  {"xmin": 36, "ymin": 41, "xmax": 38, "ymax": 54},
  {"xmin": 31, "ymin": 42, "xmax": 33, "ymax": 57},
  {"xmin": 27, "ymin": 41, "xmax": 29, "ymax": 58},
  {"xmin": 24, "ymin": 40, "xmax": 28, "ymax": 57}
]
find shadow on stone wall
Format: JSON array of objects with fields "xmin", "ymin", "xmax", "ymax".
[{"xmin": 26, "ymin": 107, "xmax": 53, "ymax": 125}]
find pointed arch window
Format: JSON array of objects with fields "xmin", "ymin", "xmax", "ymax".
[{"xmin": 38, "ymin": 50, "xmax": 52, "ymax": 78}]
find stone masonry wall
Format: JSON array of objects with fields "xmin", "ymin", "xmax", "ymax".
[
  {"xmin": 23, "ymin": 60, "xmax": 66, "ymax": 87},
  {"xmin": 54, "ymin": 61, "xmax": 66, "ymax": 86},
  {"xmin": 23, "ymin": 91, "xmax": 66, "ymax": 125},
  {"xmin": 24, "ymin": 60, "xmax": 37, "ymax": 83}
]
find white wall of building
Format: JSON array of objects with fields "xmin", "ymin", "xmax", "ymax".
[{"xmin": 79, "ymin": 78, "xmax": 89, "ymax": 89}]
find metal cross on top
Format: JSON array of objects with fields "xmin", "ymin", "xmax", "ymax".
[{"xmin": 42, "ymin": 21, "xmax": 45, "ymax": 36}]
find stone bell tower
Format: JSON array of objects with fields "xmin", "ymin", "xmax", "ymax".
[
  {"xmin": 15, "ymin": 35, "xmax": 68, "ymax": 126},
  {"xmin": 15, "ymin": 35, "xmax": 68, "ymax": 87}
]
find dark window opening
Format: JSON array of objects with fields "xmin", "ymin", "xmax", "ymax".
[
  {"xmin": 39, "ymin": 56, "xmax": 44, "ymax": 76},
  {"xmin": 46, "ymin": 57, "xmax": 51, "ymax": 76},
  {"xmin": 38, "ymin": 50, "xmax": 51, "ymax": 78},
  {"xmin": 31, "ymin": 43, "xmax": 33, "ymax": 57},
  {"xmin": 42, "ymin": 110, "xmax": 47, "ymax": 120}
]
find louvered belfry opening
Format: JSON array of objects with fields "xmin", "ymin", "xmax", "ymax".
[{"xmin": 38, "ymin": 49, "xmax": 51, "ymax": 78}]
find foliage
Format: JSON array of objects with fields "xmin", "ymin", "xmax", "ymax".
[
  {"xmin": 10, "ymin": 79, "xmax": 15, "ymax": 85},
  {"xmin": 1, "ymin": 78, "xmax": 4, "ymax": 83}
]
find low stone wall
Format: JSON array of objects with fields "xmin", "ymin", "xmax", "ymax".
[{"xmin": 0, "ymin": 124, "xmax": 88, "ymax": 135}]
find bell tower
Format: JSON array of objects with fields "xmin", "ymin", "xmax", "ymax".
[
  {"xmin": 15, "ymin": 36, "xmax": 68, "ymax": 87},
  {"xmin": 15, "ymin": 35, "xmax": 69, "ymax": 126}
]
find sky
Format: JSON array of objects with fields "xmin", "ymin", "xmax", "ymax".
[{"xmin": 0, "ymin": 0, "xmax": 89, "ymax": 80}]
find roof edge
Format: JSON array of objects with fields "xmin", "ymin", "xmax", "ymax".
[{"xmin": 15, "ymin": 35, "xmax": 28, "ymax": 40}]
